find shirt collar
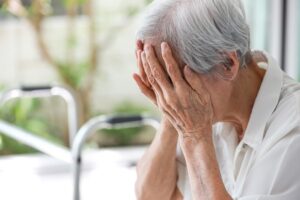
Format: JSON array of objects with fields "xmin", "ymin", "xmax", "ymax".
[{"xmin": 242, "ymin": 52, "xmax": 283, "ymax": 149}]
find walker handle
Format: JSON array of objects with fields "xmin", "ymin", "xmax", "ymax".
[
  {"xmin": 106, "ymin": 115, "xmax": 144, "ymax": 125},
  {"xmin": 21, "ymin": 86, "xmax": 53, "ymax": 92}
]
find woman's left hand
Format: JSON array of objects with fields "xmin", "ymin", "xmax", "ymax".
[{"xmin": 142, "ymin": 42, "xmax": 214, "ymax": 141}]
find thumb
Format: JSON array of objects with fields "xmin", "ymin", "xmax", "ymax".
[{"xmin": 184, "ymin": 66, "xmax": 206, "ymax": 93}]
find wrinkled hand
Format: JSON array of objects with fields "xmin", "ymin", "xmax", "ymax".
[
  {"xmin": 134, "ymin": 41, "xmax": 177, "ymax": 132},
  {"xmin": 134, "ymin": 40, "xmax": 157, "ymax": 105},
  {"xmin": 134, "ymin": 42, "xmax": 214, "ymax": 140}
]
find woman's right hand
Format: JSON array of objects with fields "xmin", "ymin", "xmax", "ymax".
[
  {"xmin": 133, "ymin": 40, "xmax": 157, "ymax": 105},
  {"xmin": 133, "ymin": 40, "xmax": 175, "ymax": 130}
]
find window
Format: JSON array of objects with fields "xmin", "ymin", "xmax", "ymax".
[
  {"xmin": 243, "ymin": 0, "xmax": 300, "ymax": 80},
  {"xmin": 285, "ymin": 0, "xmax": 300, "ymax": 80}
]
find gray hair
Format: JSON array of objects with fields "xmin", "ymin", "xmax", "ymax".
[{"xmin": 136, "ymin": 0, "xmax": 251, "ymax": 74}]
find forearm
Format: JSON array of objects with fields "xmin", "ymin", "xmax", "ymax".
[
  {"xmin": 179, "ymin": 129, "xmax": 232, "ymax": 200},
  {"xmin": 136, "ymin": 119, "xmax": 179, "ymax": 200}
]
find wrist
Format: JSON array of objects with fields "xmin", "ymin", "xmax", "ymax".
[
  {"xmin": 160, "ymin": 117, "xmax": 176, "ymax": 132},
  {"xmin": 179, "ymin": 126, "xmax": 213, "ymax": 150},
  {"xmin": 157, "ymin": 117, "xmax": 178, "ymax": 143}
]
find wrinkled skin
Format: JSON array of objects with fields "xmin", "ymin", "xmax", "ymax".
[{"xmin": 134, "ymin": 41, "xmax": 214, "ymax": 140}]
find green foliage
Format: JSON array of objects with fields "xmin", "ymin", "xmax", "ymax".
[
  {"xmin": 0, "ymin": 98, "xmax": 62, "ymax": 155},
  {"xmin": 101, "ymin": 101, "xmax": 152, "ymax": 146},
  {"xmin": 0, "ymin": 3, "xmax": 8, "ymax": 15},
  {"xmin": 62, "ymin": 0, "xmax": 88, "ymax": 9}
]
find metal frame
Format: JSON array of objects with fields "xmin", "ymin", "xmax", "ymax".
[
  {"xmin": 0, "ymin": 85, "xmax": 79, "ymax": 145},
  {"xmin": 284, "ymin": 0, "xmax": 299, "ymax": 79},
  {"xmin": 266, "ymin": 0, "xmax": 282, "ymax": 67},
  {"xmin": 0, "ymin": 86, "xmax": 160, "ymax": 199},
  {"xmin": 0, "ymin": 85, "xmax": 79, "ymax": 162},
  {"xmin": 0, "ymin": 120, "xmax": 72, "ymax": 163},
  {"xmin": 71, "ymin": 115, "xmax": 160, "ymax": 200}
]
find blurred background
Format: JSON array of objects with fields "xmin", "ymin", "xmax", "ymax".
[{"xmin": 0, "ymin": 0, "xmax": 299, "ymax": 199}]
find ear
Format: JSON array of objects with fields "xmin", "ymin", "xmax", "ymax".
[{"xmin": 218, "ymin": 51, "xmax": 240, "ymax": 81}]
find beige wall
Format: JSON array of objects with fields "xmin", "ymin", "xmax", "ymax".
[{"xmin": 0, "ymin": 14, "xmax": 154, "ymax": 114}]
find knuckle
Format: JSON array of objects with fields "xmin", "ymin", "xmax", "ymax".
[
  {"xmin": 146, "ymin": 53, "xmax": 152, "ymax": 61},
  {"xmin": 141, "ymin": 58, "xmax": 147, "ymax": 67},
  {"xmin": 148, "ymin": 76, "xmax": 156, "ymax": 85},
  {"xmin": 144, "ymin": 67, "xmax": 151, "ymax": 75},
  {"xmin": 152, "ymin": 68, "xmax": 161, "ymax": 79}
]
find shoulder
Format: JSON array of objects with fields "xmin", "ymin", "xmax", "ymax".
[
  {"xmin": 268, "ymin": 74, "xmax": 300, "ymax": 130},
  {"xmin": 261, "ymin": 75, "xmax": 300, "ymax": 152}
]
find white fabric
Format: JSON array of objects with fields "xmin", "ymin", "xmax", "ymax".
[{"xmin": 176, "ymin": 53, "xmax": 300, "ymax": 200}]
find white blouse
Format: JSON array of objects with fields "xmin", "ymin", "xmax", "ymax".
[{"xmin": 176, "ymin": 53, "xmax": 300, "ymax": 200}]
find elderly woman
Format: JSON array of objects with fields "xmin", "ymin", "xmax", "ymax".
[{"xmin": 133, "ymin": 0, "xmax": 300, "ymax": 199}]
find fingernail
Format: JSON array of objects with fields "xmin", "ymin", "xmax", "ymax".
[
  {"xmin": 161, "ymin": 42, "xmax": 168, "ymax": 50},
  {"xmin": 184, "ymin": 66, "xmax": 192, "ymax": 74},
  {"xmin": 184, "ymin": 65, "xmax": 189, "ymax": 72},
  {"xmin": 137, "ymin": 40, "xmax": 143, "ymax": 47}
]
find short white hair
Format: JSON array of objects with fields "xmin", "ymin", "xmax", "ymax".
[{"xmin": 136, "ymin": 0, "xmax": 251, "ymax": 73}]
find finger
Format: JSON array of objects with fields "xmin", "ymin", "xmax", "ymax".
[
  {"xmin": 141, "ymin": 51, "xmax": 163, "ymax": 95},
  {"xmin": 141, "ymin": 51, "xmax": 171, "ymax": 111},
  {"xmin": 133, "ymin": 73, "xmax": 157, "ymax": 105},
  {"xmin": 143, "ymin": 47, "xmax": 185, "ymax": 126},
  {"xmin": 144, "ymin": 44, "xmax": 172, "ymax": 92},
  {"xmin": 136, "ymin": 40, "xmax": 144, "ymax": 51},
  {"xmin": 135, "ymin": 40, "xmax": 144, "ymax": 60},
  {"xmin": 141, "ymin": 51, "xmax": 166, "ymax": 105},
  {"xmin": 161, "ymin": 42, "xmax": 186, "ymax": 89},
  {"xmin": 155, "ymin": 91, "xmax": 181, "ymax": 125},
  {"xmin": 184, "ymin": 66, "xmax": 208, "ymax": 94},
  {"xmin": 150, "ymin": 84, "xmax": 185, "ymax": 127},
  {"xmin": 136, "ymin": 50, "xmax": 150, "ymax": 87}
]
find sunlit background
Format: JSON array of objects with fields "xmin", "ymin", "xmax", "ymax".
[{"xmin": 0, "ymin": 0, "xmax": 299, "ymax": 199}]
